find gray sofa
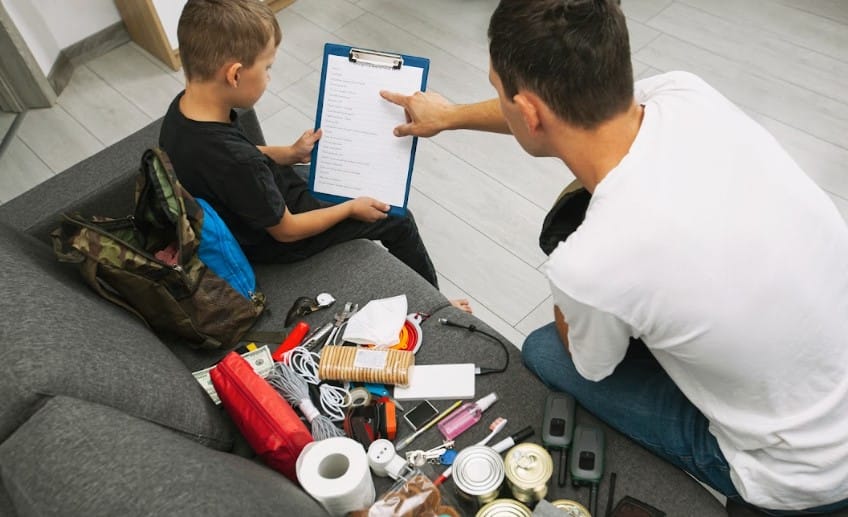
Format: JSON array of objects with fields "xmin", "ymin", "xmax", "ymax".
[{"xmin": 0, "ymin": 111, "xmax": 725, "ymax": 516}]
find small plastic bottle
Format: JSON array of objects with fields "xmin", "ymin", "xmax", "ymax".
[{"xmin": 438, "ymin": 392, "xmax": 499, "ymax": 440}]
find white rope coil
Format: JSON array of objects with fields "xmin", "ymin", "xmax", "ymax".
[{"xmin": 276, "ymin": 347, "xmax": 351, "ymax": 424}]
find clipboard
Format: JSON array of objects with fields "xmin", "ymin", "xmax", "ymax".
[{"xmin": 308, "ymin": 43, "xmax": 430, "ymax": 216}]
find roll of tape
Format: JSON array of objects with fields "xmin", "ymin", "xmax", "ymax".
[
  {"xmin": 349, "ymin": 387, "xmax": 372, "ymax": 407},
  {"xmin": 296, "ymin": 437, "xmax": 375, "ymax": 517}
]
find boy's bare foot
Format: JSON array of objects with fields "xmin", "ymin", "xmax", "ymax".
[{"xmin": 450, "ymin": 299, "xmax": 473, "ymax": 314}]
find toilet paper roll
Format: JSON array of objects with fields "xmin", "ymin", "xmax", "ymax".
[{"xmin": 296, "ymin": 437, "xmax": 375, "ymax": 516}]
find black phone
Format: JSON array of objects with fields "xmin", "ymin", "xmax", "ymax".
[{"xmin": 403, "ymin": 400, "xmax": 439, "ymax": 430}]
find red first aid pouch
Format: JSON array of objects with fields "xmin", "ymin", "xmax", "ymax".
[{"xmin": 210, "ymin": 352, "xmax": 313, "ymax": 481}]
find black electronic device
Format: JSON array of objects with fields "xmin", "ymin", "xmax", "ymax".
[
  {"xmin": 402, "ymin": 400, "xmax": 439, "ymax": 430},
  {"xmin": 570, "ymin": 424, "xmax": 605, "ymax": 516},
  {"xmin": 542, "ymin": 392, "xmax": 576, "ymax": 486},
  {"xmin": 610, "ymin": 496, "xmax": 666, "ymax": 517},
  {"xmin": 542, "ymin": 392, "xmax": 576, "ymax": 447}
]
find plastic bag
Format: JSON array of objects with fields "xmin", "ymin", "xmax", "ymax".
[{"xmin": 349, "ymin": 471, "xmax": 459, "ymax": 517}]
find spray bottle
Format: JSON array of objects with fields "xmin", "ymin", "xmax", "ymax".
[{"xmin": 437, "ymin": 392, "xmax": 498, "ymax": 440}]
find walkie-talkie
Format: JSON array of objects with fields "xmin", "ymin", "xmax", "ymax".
[
  {"xmin": 542, "ymin": 392, "xmax": 576, "ymax": 486},
  {"xmin": 570, "ymin": 424, "xmax": 605, "ymax": 517}
]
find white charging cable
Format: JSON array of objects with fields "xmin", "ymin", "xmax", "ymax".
[{"xmin": 285, "ymin": 345, "xmax": 350, "ymax": 422}]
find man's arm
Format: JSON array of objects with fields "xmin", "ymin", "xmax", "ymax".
[
  {"xmin": 265, "ymin": 197, "xmax": 389, "ymax": 243},
  {"xmin": 554, "ymin": 305, "xmax": 571, "ymax": 354},
  {"xmin": 380, "ymin": 91, "xmax": 511, "ymax": 137}
]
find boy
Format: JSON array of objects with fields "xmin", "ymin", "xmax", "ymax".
[{"xmin": 160, "ymin": 0, "xmax": 462, "ymax": 303}]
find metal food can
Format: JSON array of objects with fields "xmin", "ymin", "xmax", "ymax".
[
  {"xmin": 550, "ymin": 499, "xmax": 591, "ymax": 517},
  {"xmin": 452, "ymin": 445, "xmax": 505, "ymax": 505},
  {"xmin": 503, "ymin": 443, "xmax": 553, "ymax": 504},
  {"xmin": 475, "ymin": 498, "xmax": 532, "ymax": 517}
]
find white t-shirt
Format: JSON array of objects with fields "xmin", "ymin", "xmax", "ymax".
[{"xmin": 545, "ymin": 71, "xmax": 848, "ymax": 510}]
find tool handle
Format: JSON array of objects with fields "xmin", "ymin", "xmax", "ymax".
[{"xmin": 272, "ymin": 322, "xmax": 310, "ymax": 361}]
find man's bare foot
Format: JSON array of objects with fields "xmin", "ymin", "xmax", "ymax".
[{"xmin": 450, "ymin": 299, "xmax": 473, "ymax": 314}]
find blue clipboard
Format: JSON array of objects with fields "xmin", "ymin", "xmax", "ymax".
[{"xmin": 308, "ymin": 43, "xmax": 430, "ymax": 217}]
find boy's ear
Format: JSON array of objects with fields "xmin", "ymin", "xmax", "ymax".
[
  {"xmin": 513, "ymin": 92, "xmax": 543, "ymax": 136},
  {"xmin": 224, "ymin": 62, "xmax": 243, "ymax": 88}
]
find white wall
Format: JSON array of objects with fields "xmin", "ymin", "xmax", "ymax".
[
  {"xmin": 1, "ymin": 0, "xmax": 120, "ymax": 75},
  {"xmin": 152, "ymin": 0, "xmax": 187, "ymax": 50}
]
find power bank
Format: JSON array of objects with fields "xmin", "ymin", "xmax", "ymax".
[{"xmin": 393, "ymin": 363, "xmax": 475, "ymax": 401}]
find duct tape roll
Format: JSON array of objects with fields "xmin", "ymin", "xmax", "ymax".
[
  {"xmin": 349, "ymin": 387, "xmax": 372, "ymax": 407},
  {"xmin": 296, "ymin": 437, "xmax": 375, "ymax": 517}
]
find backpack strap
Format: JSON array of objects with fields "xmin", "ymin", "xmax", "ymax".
[
  {"xmin": 539, "ymin": 178, "xmax": 591, "ymax": 256},
  {"xmin": 79, "ymin": 259, "xmax": 151, "ymax": 327},
  {"xmin": 241, "ymin": 330, "xmax": 288, "ymax": 345}
]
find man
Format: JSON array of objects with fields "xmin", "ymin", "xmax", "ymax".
[{"xmin": 381, "ymin": 0, "xmax": 848, "ymax": 513}]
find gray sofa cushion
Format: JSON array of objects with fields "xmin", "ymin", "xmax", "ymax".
[
  {"xmin": 252, "ymin": 239, "xmax": 449, "ymax": 321},
  {"xmin": 0, "ymin": 223, "xmax": 233, "ymax": 450},
  {"xmin": 165, "ymin": 238, "xmax": 451, "ymax": 372},
  {"xmin": 0, "ymin": 396, "xmax": 327, "ymax": 517}
]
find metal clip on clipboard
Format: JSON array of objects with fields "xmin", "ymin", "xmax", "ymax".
[{"xmin": 349, "ymin": 48, "xmax": 403, "ymax": 69}]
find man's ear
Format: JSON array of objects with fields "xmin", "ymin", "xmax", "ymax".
[
  {"xmin": 513, "ymin": 92, "xmax": 543, "ymax": 135},
  {"xmin": 224, "ymin": 62, "xmax": 243, "ymax": 88}
]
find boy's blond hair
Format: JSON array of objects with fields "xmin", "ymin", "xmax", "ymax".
[{"xmin": 178, "ymin": 0, "xmax": 282, "ymax": 82}]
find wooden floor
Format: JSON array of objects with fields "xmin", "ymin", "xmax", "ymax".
[{"xmin": 1, "ymin": 0, "xmax": 846, "ymax": 349}]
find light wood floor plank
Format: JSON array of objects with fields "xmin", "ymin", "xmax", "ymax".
[
  {"xmin": 16, "ymin": 105, "xmax": 103, "ymax": 174},
  {"xmin": 57, "ymin": 66, "xmax": 151, "ymax": 147},
  {"xmin": 290, "ymin": 0, "xmax": 364, "ymax": 32},
  {"xmin": 431, "ymin": 130, "xmax": 573, "ymax": 212},
  {"xmin": 333, "ymin": 13, "xmax": 495, "ymax": 104},
  {"xmin": 437, "ymin": 273, "xmax": 526, "ymax": 349},
  {"xmin": 357, "ymin": 0, "xmax": 493, "ymax": 74},
  {"xmin": 87, "ymin": 44, "xmax": 184, "ymax": 120},
  {"xmin": 680, "ymin": 0, "xmax": 848, "ymax": 62},
  {"xmin": 635, "ymin": 34, "xmax": 848, "ymax": 150},
  {"xmin": 414, "ymin": 141, "xmax": 549, "ymax": 268},
  {"xmin": 648, "ymin": 2, "xmax": 848, "ymax": 102},
  {"xmin": 408, "ymin": 189, "xmax": 550, "ymax": 326},
  {"xmin": 515, "ymin": 295, "xmax": 555, "ymax": 339},
  {"xmin": 0, "ymin": 136, "xmax": 54, "ymax": 201}
]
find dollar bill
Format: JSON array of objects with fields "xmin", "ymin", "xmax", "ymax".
[{"xmin": 192, "ymin": 345, "xmax": 274, "ymax": 405}]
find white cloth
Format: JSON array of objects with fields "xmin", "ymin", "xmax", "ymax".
[{"xmin": 545, "ymin": 71, "xmax": 848, "ymax": 510}]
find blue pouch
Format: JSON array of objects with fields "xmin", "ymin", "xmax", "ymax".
[{"xmin": 195, "ymin": 198, "xmax": 257, "ymax": 300}]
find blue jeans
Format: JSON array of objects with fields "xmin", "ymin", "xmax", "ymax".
[{"xmin": 522, "ymin": 323, "xmax": 848, "ymax": 516}]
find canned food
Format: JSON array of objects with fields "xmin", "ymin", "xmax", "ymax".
[
  {"xmin": 476, "ymin": 498, "xmax": 532, "ymax": 517},
  {"xmin": 550, "ymin": 499, "xmax": 591, "ymax": 517},
  {"xmin": 452, "ymin": 445, "xmax": 505, "ymax": 505},
  {"xmin": 503, "ymin": 443, "xmax": 553, "ymax": 504}
]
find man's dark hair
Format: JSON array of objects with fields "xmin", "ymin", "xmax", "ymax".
[
  {"xmin": 488, "ymin": 0, "xmax": 632, "ymax": 129},
  {"xmin": 178, "ymin": 0, "xmax": 282, "ymax": 82}
]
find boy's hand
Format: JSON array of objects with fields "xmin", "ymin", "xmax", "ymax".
[
  {"xmin": 348, "ymin": 197, "xmax": 390, "ymax": 222},
  {"xmin": 380, "ymin": 90, "xmax": 454, "ymax": 137},
  {"xmin": 290, "ymin": 128, "xmax": 322, "ymax": 163}
]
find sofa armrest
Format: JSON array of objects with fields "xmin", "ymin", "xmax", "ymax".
[{"xmin": 0, "ymin": 396, "xmax": 328, "ymax": 517}]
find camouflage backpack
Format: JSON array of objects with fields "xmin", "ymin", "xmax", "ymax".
[{"xmin": 51, "ymin": 148, "xmax": 265, "ymax": 349}]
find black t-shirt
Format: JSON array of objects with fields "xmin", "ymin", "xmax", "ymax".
[{"xmin": 159, "ymin": 92, "xmax": 317, "ymax": 252}]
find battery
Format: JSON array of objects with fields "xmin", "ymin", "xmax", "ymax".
[
  {"xmin": 503, "ymin": 443, "xmax": 553, "ymax": 504},
  {"xmin": 475, "ymin": 498, "xmax": 532, "ymax": 517},
  {"xmin": 550, "ymin": 499, "xmax": 592, "ymax": 517},
  {"xmin": 452, "ymin": 445, "xmax": 505, "ymax": 506}
]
